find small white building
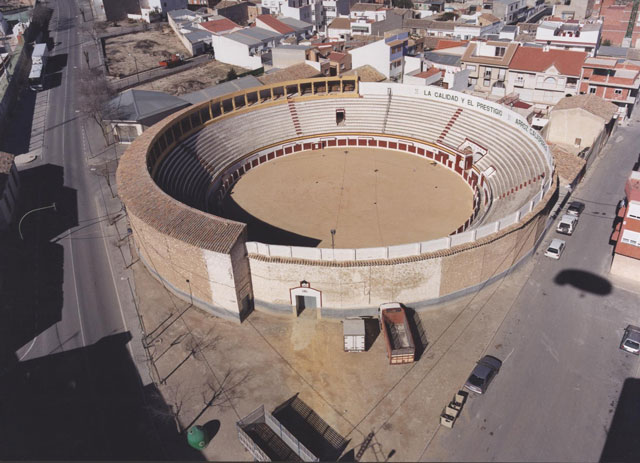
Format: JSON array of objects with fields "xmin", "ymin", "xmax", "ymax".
[
  {"xmin": 212, "ymin": 27, "xmax": 284, "ymax": 69},
  {"xmin": 534, "ymin": 19, "xmax": 601, "ymax": 57},
  {"xmin": 349, "ymin": 31, "xmax": 408, "ymax": 80},
  {"xmin": 349, "ymin": 3, "xmax": 387, "ymax": 22}
]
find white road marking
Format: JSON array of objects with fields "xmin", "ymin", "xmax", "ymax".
[
  {"xmin": 94, "ymin": 196, "xmax": 132, "ymax": 357},
  {"xmin": 18, "ymin": 336, "xmax": 38, "ymax": 361}
]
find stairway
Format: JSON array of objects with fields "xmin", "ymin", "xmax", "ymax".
[
  {"xmin": 381, "ymin": 91, "xmax": 392, "ymax": 133},
  {"xmin": 287, "ymin": 99, "xmax": 303, "ymax": 136},
  {"xmin": 437, "ymin": 108, "xmax": 463, "ymax": 144}
]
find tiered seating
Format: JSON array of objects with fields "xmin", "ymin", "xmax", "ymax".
[{"xmin": 153, "ymin": 92, "xmax": 551, "ymax": 230}]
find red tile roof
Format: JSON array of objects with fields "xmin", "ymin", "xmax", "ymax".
[
  {"xmin": 509, "ymin": 47, "xmax": 587, "ymax": 76},
  {"xmin": 415, "ymin": 67, "xmax": 441, "ymax": 78},
  {"xmin": 257, "ymin": 14, "xmax": 295, "ymax": 34},
  {"xmin": 200, "ymin": 17, "xmax": 240, "ymax": 34},
  {"xmin": 435, "ymin": 39, "xmax": 468, "ymax": 50},
  {"xmin": 327, "ymin": 51, "xmax": 348, "ymax": 62}
]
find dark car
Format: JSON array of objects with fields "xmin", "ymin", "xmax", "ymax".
[
  {"xmin": 464, "ymin": 355, "xmax": 502, "ymax": 394},
  {"xmin": 567, "ymin": 201, "xmax": 585, "ymax": 217}
]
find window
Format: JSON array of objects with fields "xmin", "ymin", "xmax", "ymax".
[
  {"xmin": 564, "ymin": 0, "xmax": 571, "ymax": 4},
  {"xmin": 467, "ymin": 64, "xmax": 477, "ymax": 71},
  {"xmin": 515, "ymin": 74, "xmax": 524, "ymax": 86},
  {"xmin": 589, "ymin": 87, "xmax": 597, "ymax": 94},
  {"xmin": 614, "ymin": 89, "xmax": 623, "ymax": 95},
  {"xmin": 494, "ymin": 47, "xmax": 506, "ymax": 57},
  {"xmin": 483, "ymin": 78, "xmax": 491, "ymax": 87},
  {"xmin": 336, "ymin": 109, "xmax": 345, "ymax": 126},
  {"xmin": 628, "ymin": 202, "xmax": 640, "ymax": 220},
  {"xmin": 621, "ymin": 230, "xmax": 640, "ymax": 247},
  {"xmin": 469, "ymin": 77, "xmax": 478, "ymax": 85},
  {"xmin": 484, "ymin": 68, "xmax": 492, "ymax": 78},
  {"xmin": 574, "ymin": 137, "xmax": 581, "ymax": 145}
]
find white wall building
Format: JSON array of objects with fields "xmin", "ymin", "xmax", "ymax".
[
  {"xmin": 535, "ymin": 19, "xmax": 601, "ymax": 57},
  {"xmin": 349, "ymin": 32, "xmax": 408, "ymax": 79},
  {"xmin": 211, "ymin": 27, "xmax": 284, "ymax": 69}
]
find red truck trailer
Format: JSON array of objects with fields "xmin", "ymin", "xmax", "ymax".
[{"xmin": 379, "ymin": 303, "xmax": 415, "ymax": 364}]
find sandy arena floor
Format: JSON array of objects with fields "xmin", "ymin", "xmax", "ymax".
[{"xmin": 223, "ymin": 147, "xmax": 474, "ymax": 248}]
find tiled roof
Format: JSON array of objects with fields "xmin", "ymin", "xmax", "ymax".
[
  {"xmin": 509, "ymin": 47, "xmax": 586, "ymax": 76},
  {"xmin": 343, "ymin": 64, "xmax": 386, "ymax": 81},
  {"xmin": 435, "ymin": 39, "xmax": 468, "ymax": 50},
  {"xmin": 257, "ymin": 14, "xmax": 296, "ymax": 34},
  {"xmin": 258, "ymin": 63, "xmax": 322, "ymax": 85},
  {"xmin": 351, "ymin": 2, "xmax": 385, "ymax": 11},
  {"xmin": 415, "ymin": 67, "xmax": 441, "ymax": 78},
  {"xmin": 553, "ymin": 94, "xmax": 618, "ymax": 121},
  {"xmin": 327, "ymin": 51, "xmax": 348, "ymax": 62},
  {"xmin": 200, "ymin": 17, "xmax": 240, "ymax": 34},
  {"xmin": 549, "ymin": 143, "xmax": 586, "ymax": 186},
  {"xmin": 328, "ymin": 17, "xmax": 351, "ymax": 29}
]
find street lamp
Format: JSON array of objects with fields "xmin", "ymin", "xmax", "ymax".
[
  {"xmin": 330, "ymin": 229, "xmax": 336, "ymax": 251},
  {"xmin": 18, "ymin": 202, "xmax": 57, "ymax": 240}
]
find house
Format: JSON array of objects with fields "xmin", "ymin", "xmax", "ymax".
[
  {"xmin": 272, "ymin": 43, "xmax": 311, "ymax": 68},
  {"xmin": 461, "ymin": 40, "xmax": 519, "ymax": 97},
  {"xmin": 0, "ymin": 152, "xmax": 19, "ymax": 231},
  {"xmin": 349, "ymin": 3, "xmax": 387, "ymax": 22},
  {"xmin": 280, "ymin": 0, "xmax": 314, "ymax": 25},
  {"xmin": 404, "ymin": 66, "xmax": 443, "ymax": 86},
  {"xmin": 168, "ymin": 8, "xmax": 216, "ymax": 55},
  {"xmin": 211, "ymin": 27, "xmax": 283, "ymax": 69},
  {"xmin": 506, "ymin": 46, "xmax": 586, "ymax": 108},
  {"xmin": 322, "ymin": 0, "xmax": 351, "ymax": 26},
  {"xmin": 198, "ymin": 16, "xmax": 243, "ymax": 35},
  {"xmin": 327, "ymin": 17, "xmax": 351, "ymax": 39},
  {"xmin": 534, "ymin": 18, "xmax": 601, "ymax": 56},
  {"xmin": 103, "ymin": 89, "xmax": 190, "ymax": 144},
  {"xmin": 213, "ymin": 0, "xmax": 252, "ymax": 25},
  {"xmin": 491, "ymin": 0, "xmax": 527, "ymax": 24},
  {"xmin": 278, "ymin": 16, "xmax": 314, "ymax": 38},
  {"xmin": 579, "ymin": 57, "xmax": 640, "ymax": 121},
  {"xmin": 349, "ymin": 31, "xmax": 409, "ymax": 80},
  {"xmin": 423, "ymin": 51, "xmax": 471, "ymax": 90},
  {"xmin": 499, "ymin": 24, "xmax": 517, "ymax": 40},
  {"xmin": 545, "ymin": 94, "xmax": 617, "ymax": 152},
  {"xmin": 552, "ymin": 0, "xmax": 596, "ymax": 20},
  {"xmin": 610, "ymin": 171, "xmax": 640, "ymax": 280}
]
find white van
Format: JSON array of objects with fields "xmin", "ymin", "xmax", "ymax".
[{"xmin": 556, "ymin": 214, "xmax": 578, "ymax": 235}]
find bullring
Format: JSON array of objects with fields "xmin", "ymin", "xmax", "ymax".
[{"xmin": 116, "ymin": 77, "xmax": 556, "ymax": 322}]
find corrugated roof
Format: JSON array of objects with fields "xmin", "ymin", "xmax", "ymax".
[
  {"xmin": 105, "ymin": 90, "xmax": 190, "ymax": 122},
  {"xmin": 279, "ymin": 16, "xmax": 314, "ymax": 30},
  {"xmin": 180, "ymin": 75, "xmax": 262, "ymax": 105},
  {"xmin": 553, "ymin": 94, "xmax": 618, "ymax": 121},
  {"xmin": 509, "ymin": 47, "xmax": 586, "ymax": 76},
  {"xmin": 424, "ymin": 51, "xmax": 461, "ymax": 66}
]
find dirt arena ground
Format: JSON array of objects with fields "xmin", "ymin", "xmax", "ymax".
[{"xmin": 223, "ymin": 147, "xmax": 473, "ymax": 248}]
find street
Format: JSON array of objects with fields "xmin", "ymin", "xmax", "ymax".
[{"xmin": 421, "ymin": 119, "xmax": 640, "ymax": 462}]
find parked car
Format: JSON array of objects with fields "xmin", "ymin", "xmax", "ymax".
[
  {"xmin": 620, "ymin": 325, "xmax": 640, "ymax": 355},
  {"xmin": 464, "ymin": 355, "xmax": 502, "ymax": 394},
  {"xmin": 556, "ymin": 214, "xmax": 578, "ymax": 235},
  {"xmin": 567, "ymin": 201, "xmax": 585, "ymax": 217},
  {"xmin": 545, "ymin": 239, "xmax": 566, "ymax": 259}
]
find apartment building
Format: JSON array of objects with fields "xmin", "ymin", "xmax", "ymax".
[
  {"xmin": 535, "ymin": 18, "xmax": 602, "ymax": 56},
  {"xmin": 460, "ymin": 40, "xmax": 519, "ymax": 96},
  {"xmin": 611, "ymin": 171, "xmax": 640, "ymax": 280},
  {"xmin": 349, "ymin": 31, "xmax": 409, "ymax": 79}
]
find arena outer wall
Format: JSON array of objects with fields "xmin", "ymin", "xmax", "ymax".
[{"xmin": 116, "ymin": 77, "xmax": 557, "ymax": 323}]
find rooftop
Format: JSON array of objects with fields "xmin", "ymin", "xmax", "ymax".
[
  {"xmin": 509, "ymin": 47, "xmax": 587, "ymax": 76},
  {"xmin": 257, "ymin": 14, "xmax": 296, "ymax": 34},
  {"xmin": 553, "ymin": 94, "xmax": 618, "ymax": 121},
  {"xmin": 104, "ymin": 89, "xmax": 190, "ymax": 123},
  {"xmin": 423, "ymin": 51, "xmax": 461, "ymax": 66},
  {"xmin": 180, "ymin": 75, "xmax": 262, "ymax": 105},
  {"xmin": 199, "ymin": 17, "xmax": 240, "ymax": 34},
  {"xmin": 328, "ymin": 17, "xmax": 351, "ymax": 29},
  {"xmin": 258, "ymin": 63, "xmax": 322, "ymax": 85},
  {"xmin": 351, "ymin": 2, "xmax": 386, "ymax": 11},
  {"xmin": 343, "ymin": 64, "xmax": 386, "ymax": 81}
]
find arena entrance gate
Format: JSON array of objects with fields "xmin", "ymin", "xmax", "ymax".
[{"xmin": 290, "ymin": 281, "xmax": 322, "ymax": 317}]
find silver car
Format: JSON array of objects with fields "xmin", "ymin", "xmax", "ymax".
[
  {"xmin": 620, "ymin": 325, "xmax": 640, "ymax": 355},
  {"xmin": 464, "ymin": 355, "xmax": 502, "ymax": 394}
]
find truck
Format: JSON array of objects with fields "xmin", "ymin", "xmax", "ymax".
[
  {"xmin": 556, "ymin": 214, "xmax": 578, "ymax": 235},
  {"xmin": 159, "ymin": 53, "xmax": 183, "ymax": 68},
  {"xmin": 343, "ymin": 318, "xmax": 366, "ymax": 352},
  {"xmin": 379, "ymin": 303, "xmax": 415, "ymax": 364},
  {"xmin": 28, "ymin": 43, "xmax": 48, "ymax": 91}
]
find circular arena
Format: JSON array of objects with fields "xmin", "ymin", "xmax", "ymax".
[{"xmin": 117, "ymin": 77, "xmax": 557, "ymax": 322}]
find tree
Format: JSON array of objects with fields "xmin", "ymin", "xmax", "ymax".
[
  {"xmin": 602, "ymin": 38, "xmax": 612, "ymax": 46},
  {"xmin": 78, "ymin": 67, "xmax": 117, "ymax": 144},
  {"xmin": 226, "ymin": 68, "xmax": 238, "ymax": 81}
]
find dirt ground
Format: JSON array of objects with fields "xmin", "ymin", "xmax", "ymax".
[
  {"xmin": 134, "ymin": 60, "xmax": 246, "ymax": 95},
  {"xmin": 223, "ymin": 147, "xmax": 474, "ymax": 248},
  {"xmin": 131, "ymin": 236, "xmax": 537, "ymax": 461},
  {"xmin": 104, "ymin": 25, "xmax": 186, "ymax": 77}
]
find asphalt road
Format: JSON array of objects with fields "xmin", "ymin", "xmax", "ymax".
[
  {"xmin": 422, "ymin": 121, "xmax": 640, "ymax": 461},
  {"xmin": 14, "ymin": 0, "xmax": 129, "ymax": 361}
]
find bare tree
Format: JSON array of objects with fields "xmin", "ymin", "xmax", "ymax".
[
  {"xmin": 183, "ymin": 328, "xmax": 221, "ymax": 361},
  {"xmin": 78, "ymin": 67, "xmax": 117, "ymax": 144},
  {"xmin": 147, "ymin": 383, "xmax": 191, "ymax": 434}
]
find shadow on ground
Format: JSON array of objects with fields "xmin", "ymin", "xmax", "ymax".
[
  {"xmin": 600, "ymin": 377, "xmax": 640, "ymax": 462},
  {"xmin": 0, "ymin": 164, "xmax": 77, "ymax": 362},
  {"xmin": 273, "ymin": 395, "xmax": 350, "ymax": 461},
  {"xmin": 0, "ymin": 332, "xmax": 205, "ymax": 460},
  {"xmin": 222, "ymin": 193, "xmax": 322, "ymax": 247},
  {"xmin": 405, "ymin": 306, "xmax": 428, "ymax": 361},
  {"xmin": 0, "ymin": 89, "xmax": 37, "ymax": 154},
  {"xmin": 553, "ymin": 269, "xmax": 612, "ymax": 296}
]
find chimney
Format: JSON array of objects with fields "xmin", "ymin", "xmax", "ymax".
[{"xmin": 543, "ymin": 45, "xmax": 550, "ymax": 52}]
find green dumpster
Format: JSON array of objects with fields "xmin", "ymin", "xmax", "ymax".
[{"xmin": 187, "ymin": 425, "xmax": 210, "ymax": 449}]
